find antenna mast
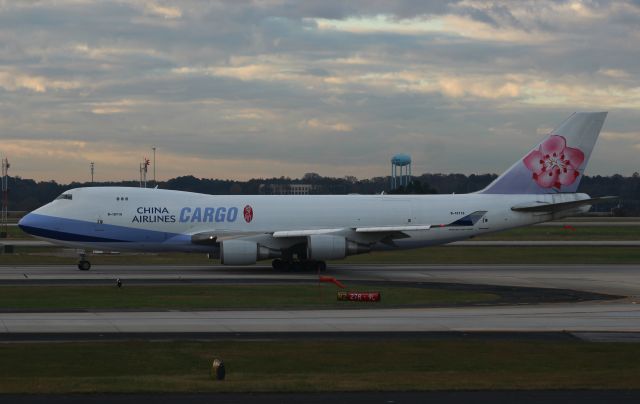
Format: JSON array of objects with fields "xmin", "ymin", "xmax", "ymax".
[
  {"xmin": 1, "ymin": 157, "xmax": 9, "ymax": 238},
  {"xmin": 152, "ymin": 146, "xmax": 156, "ymax": 186},
  {"xmin": 139, "ymin": 157, "xmax": 150, "ymax": 188}
]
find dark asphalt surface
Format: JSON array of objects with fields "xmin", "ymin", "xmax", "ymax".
[
  {"xmin": 3, "ymin": 263, "xmax": 640, "ymax": 296},
  {"xmin": 2, "ymin": 391, "xmax": 640, "ymax": 404},
  {"xmin": 0, "ymin": 331, "xmax": 582, "ymax": 342}
]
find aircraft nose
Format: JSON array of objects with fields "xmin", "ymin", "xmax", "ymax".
[{"xmin": 18, "ymin": 213, "xmax": 38, "ymax": 235}]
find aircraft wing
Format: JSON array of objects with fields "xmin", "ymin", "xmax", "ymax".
[
  {"xmin": 190, "ymin": 210, "xmax": 488, "ymax": 245},
  {"xmin": 271, "ymin": 211, "xmax": 488, "ymax": 238},
  {"xmin": 272, "ymin": 225, "xmax": 432, "ymax": 238},
  {"xmin": 190, "ymin": 225, "xmax": 434, "ymax": 246},
  {"xmin": 511, "ymin": 196, "xmax": 618, "ymax": 213},
  {"xmin": 271, "ymin": 228, "xmax": 347, "ymax": 238}
]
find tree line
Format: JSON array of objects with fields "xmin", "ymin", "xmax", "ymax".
[{"xmin": 5, "ymin": 172, "xmax": 640, "ymax": 215}]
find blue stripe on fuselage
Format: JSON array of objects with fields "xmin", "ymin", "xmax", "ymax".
[{"xmin": 19, "ymin": 213, "xmax": 179, "ymax": 243}]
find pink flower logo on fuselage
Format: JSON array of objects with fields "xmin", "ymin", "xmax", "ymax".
[{"xmin": 523, "ymin": 135, "xmax": 584, "ymax": 189}]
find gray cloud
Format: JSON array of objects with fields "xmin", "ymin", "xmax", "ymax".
[{"xmin": 0, "ymin": 0, "xmax": 639, "ymax": 182}]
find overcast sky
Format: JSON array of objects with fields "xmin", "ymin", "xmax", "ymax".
[{"xmin": 1, "ymin": 0, "xmax": 639, "ymax": 183}]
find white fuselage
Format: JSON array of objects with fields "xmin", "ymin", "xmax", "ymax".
[{"xmin": 20, "ymin": 186, "xmax": 591, "ymax": 253}]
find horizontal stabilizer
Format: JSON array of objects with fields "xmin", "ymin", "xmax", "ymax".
[
  {"xmin": 511, "ymin": 196, "xmax": 618, "ymax": 213},
  {"xmin": 447, "ymin": 211, "xmax": 487, "ymax": 226}
]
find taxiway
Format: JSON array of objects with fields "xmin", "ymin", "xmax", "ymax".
[
  {"xmin": 0, "ymin": 301, "xmax": 638, "ymax": 333},
  {"xmin": 0, "ymin": 263, "xmax": 639, "ymax": 334},
  {"xmin": 1, "ymin": 263, "xmax": 639, "ymax": 296}
]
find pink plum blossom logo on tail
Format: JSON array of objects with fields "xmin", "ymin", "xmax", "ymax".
[{"xmin": 523, "ymin": 135, "xmax": 584, "ymax": 190}]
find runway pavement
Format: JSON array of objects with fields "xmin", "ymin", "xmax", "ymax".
[
  {"xmin": 0, "ymin": 302, "xmax": 639, "ymax": 333},
  {"xmin": 1, "ymin": 240, "xmax": 53, "ymax": 247},
  {"xmin": 2, "ymin": 263, "xmax": 640, "ymax": 296},
  {"xmin": 451, "ymin": 240, "xmax": 640, "ymax": 246},
  {"xmin": 1, "ymin": 263, "xmax": 640, "ymax": 334},
  {"xmin": 536, "ymin": 221, "xmax": 640, "ymax": 226}
]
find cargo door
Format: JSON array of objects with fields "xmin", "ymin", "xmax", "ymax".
[{"xmin": 381, "ymin": 199, "xmax": 412, "ymax": 225}]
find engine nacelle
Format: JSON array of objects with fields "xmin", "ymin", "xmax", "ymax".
[
  {"xmin": 306, "ymin": 235, "xmax": 370, "ymax": 261},
  {"xmin": 220, "ymin": 240, "xmax": 280, "ymax": 265}
]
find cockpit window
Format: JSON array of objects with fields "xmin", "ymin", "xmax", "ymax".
[{"xmin": 55, "ymin": 193, "xmax": 73, "ymax": 200}]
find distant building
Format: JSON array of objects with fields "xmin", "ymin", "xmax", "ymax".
[
  {"xmin": 290, "ymin": 184, "xmax": 313, "ymax": 195},
  {"xmin": 259, "ymin": 183, "xmax": 316, "ymax": 195}
]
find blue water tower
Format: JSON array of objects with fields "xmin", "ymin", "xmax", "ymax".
[{"xmin": 391, "ymin": 154, "xmax": 412, "ymax": 189}]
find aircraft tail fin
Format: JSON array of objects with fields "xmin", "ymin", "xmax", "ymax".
[{"xmin": 480, "ymin": 112, "xmax": 607, "ymax": 194}]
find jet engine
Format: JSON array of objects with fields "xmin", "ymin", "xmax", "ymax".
[
  {"xmin": 306, "ymin": 234, "xmax": 370, "ymax": 260},
  {"xmin": 220, "ymin": 239, "xmax": 280, "ymax": 265}
]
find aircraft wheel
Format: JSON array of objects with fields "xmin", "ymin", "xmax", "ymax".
[
  {"xmin": 273, "ymin": 259, "xmax": 293, "ymax": 271},
  {"xmin": 289, "ymin": 261, "xmax": 302, "ymax": 271},
  {"xmin": 316, "ymin": 261, "xmax": 327, "ymax": 272},
  {"xmin": 78, "ymin": 260, "xmax": 91, "ymax": 271}
]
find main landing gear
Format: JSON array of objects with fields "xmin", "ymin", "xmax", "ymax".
[
  {"xmin": 272, "ymin": 259, "xmax": 326, "ymax": 272},
  {"xmin": 77, "ymin": 251, "xmax": 91, "ymax": 271}
]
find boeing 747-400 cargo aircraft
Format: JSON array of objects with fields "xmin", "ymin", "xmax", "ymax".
[{"xmin": 19, "ymin": 112, "xmax": 613, "ymax": 271}]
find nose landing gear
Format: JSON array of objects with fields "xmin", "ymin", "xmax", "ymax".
[{"xmin": 77, "ymin": 251, "xmax": 91, "ymax": 271}]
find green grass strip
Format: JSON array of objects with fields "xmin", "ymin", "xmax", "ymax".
[
  {"xmin": 0, "ymin": 284, "xmax": 497, "ymax": 310},
  {"xmin": 1, "ymin": 339, "xmax": 640, "ymax": 393}
]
